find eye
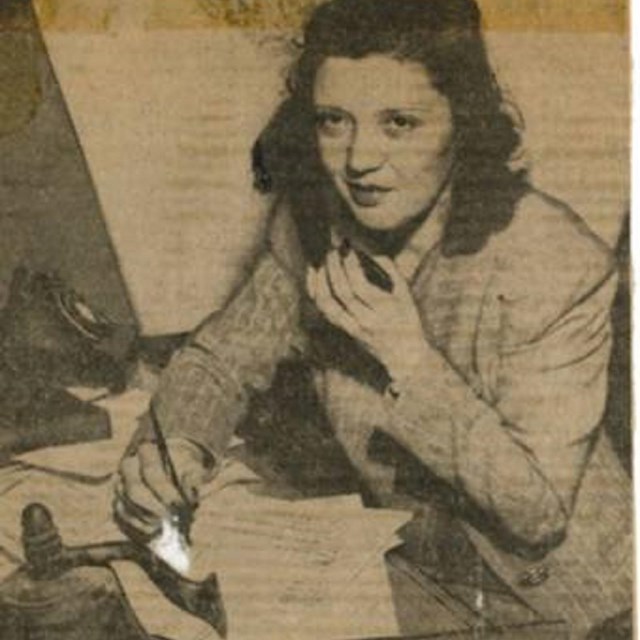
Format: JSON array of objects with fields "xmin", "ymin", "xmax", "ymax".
[
  {"xmin": 383, "ymin": 113, "xmax": 421, "ymax": 136},
  {"xmin": 315, "ymin": 110, "xmax": 352, "ymax": 138}
]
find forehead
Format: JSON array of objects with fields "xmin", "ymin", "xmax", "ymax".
[{"xmin": 313, "ymin": 55, "xmax": 440, "ymax": 109}]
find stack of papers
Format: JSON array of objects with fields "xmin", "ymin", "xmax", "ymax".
[
  {"xmin": 181, "ymin": 481, "xmax": 410, "ymax": 640},
  {"xmin": 2, "ymin": 413, "xmax": 412, "ymax": 640}
]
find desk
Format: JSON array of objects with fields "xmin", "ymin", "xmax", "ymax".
[{"xmin": 0, "ymin": 391, "xmax": 566, "ymax": 640}]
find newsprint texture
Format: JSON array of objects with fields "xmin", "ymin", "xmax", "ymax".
[{"xmin": 0, "ymin": 1, "xmax": 631, "ymax": 639}]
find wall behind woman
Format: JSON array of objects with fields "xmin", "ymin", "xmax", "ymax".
[{"xmin": 35, "ymin": 0, "xmax": 628, "ymax": 335}]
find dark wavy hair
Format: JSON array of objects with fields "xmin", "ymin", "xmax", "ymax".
[{"xmin": 252, "ymin": 0, "xmax": 529, "ymax": 261}]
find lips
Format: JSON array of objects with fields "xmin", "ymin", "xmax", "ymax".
[{"xmin": 345, "ymin": 181, "xmax": 392, "ymax": 207}]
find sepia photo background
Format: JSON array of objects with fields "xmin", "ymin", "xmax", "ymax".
[
  {"xmin": 0, "ymin": 1, "xmax": 633, "ymax": 638},
  {"xmin": 0, "ymin": 0, "xmax": 628, "ymax": 336}
]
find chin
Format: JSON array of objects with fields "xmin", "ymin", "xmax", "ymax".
[
  {"xmin": 349, "ymin": 205, "xmax": 415, "ymax": 232},
  {"xmin": 337, "ymin": 186, "xmax": 428, "ymax": 233}
]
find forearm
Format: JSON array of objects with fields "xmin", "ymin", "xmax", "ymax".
[
  {"xmin": 385, "ymin": 267, "xmax": 616, "ymax": 554},
  {"xmin": 147, "ymin": 253, "xmax": 304, "ymax": 466},
  {"xmin": 382, "ymin": 342, "xmax": 571, "ymax": 548},
  {"xmin": 153, "ymin": 350, "xmax": 248, "ymax": 462}
]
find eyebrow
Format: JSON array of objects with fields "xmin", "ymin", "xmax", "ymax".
[
  {"xmin": 313, "ymin": 104, "xmax": 430, "ymax": 113},
  {"xmin": 313, "ymin": 105, "xmax": 349, "ymax": 112},
  {"xmin": 381, "ymin": 107, "xmax": 430, "ymax": 114}
]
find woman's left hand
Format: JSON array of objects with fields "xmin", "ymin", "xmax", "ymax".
[{"xmin": 307, "ymin": 248, "xmax": 428, "ymax": 380}]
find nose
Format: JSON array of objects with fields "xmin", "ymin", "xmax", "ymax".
[{"xmin": 345, "ymin": 127, "xmax": 385, "ymax": 178}]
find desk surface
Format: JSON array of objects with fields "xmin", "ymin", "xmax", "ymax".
[{"xmin": 0, "ymin": 392, "xmax": 561, "ymax": 640}]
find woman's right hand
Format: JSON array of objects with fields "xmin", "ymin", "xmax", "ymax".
[{"xmin": 113, "ymin": 436, "xmax": 212, "ymax": 543}]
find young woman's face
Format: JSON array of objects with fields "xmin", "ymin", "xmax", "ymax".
[{"xmin": 313, "ymin": 55, "xmax": 454, "ymax": 231}]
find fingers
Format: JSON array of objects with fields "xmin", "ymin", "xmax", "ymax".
[
  {"xmin": 170, "ymin": 441, "xmax": 210, "ymax": 506},
  {"xmin": 325, "ymin": 250, "xmax": 370, "ymax": 315},
  {"xmin": 115, "ymin": 446, "xmax": 170, "ymax": 541},
  {"xmin": 113, "ymin": 488, "xmax": 161, "ymax": 542},
  {"xmin": 179, "ymin": 467, "xmax": 203, "ymax": 506},
  {"xmin": 113, "ymin": 435, "xmax": 210, "ymax": 543},
  {"xmin": 119, "ymin": 449, "xmax": 169, "ymax": 515},
  {"xmin": 308, "ymin": 248, "xmax": 375, "ymax": 314},
  {"xmin": 306, "ymin": 266, "xmax": 317, "ymax": 300},
  {"xmin": 308, "ymin": 261, "xmax": 362, "ymax": 338},
  {"xmin": 342, "ymin": 250, "xmax": 388, "ymax": 308},
  {"xmin": 306, "ymin": 248, "xmax": 411, "ymax": 346},
  {"xmin": 138, "ymin": 443, "xmax": 185, "ymax": 508}
]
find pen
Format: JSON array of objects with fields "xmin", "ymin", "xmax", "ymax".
[
  {"xmin": 148, "ymin": 401, "xmax": 194, "ymax": 545},
  {"xmin": 339, "ymin": 238, "xmax": 394, "ymax": 293}
]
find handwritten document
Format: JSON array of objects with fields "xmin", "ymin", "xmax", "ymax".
[
  {"xmin": 184, "ymin": 485, "xmax": 410, "ymax": 639},
  {"xmin": 0, "ymin": 446, "xmax": 411, "ymax": 640}
]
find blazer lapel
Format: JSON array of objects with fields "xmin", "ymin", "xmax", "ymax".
[{"xmin": 412, "ymin": 245, "xmax": 498, "ymax": 398}]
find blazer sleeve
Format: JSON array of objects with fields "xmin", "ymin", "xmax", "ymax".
[
  {"xmin": 380, "ymin": 256, "xmax": 618, "ymax": 554},
  {"xmin": 146, "ymin": 251, "xmax": 305, "ymax": 465}
]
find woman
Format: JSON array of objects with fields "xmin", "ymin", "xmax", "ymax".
[{"xmin": 115, "ymin": 0, "xmax": 631, "ymax": 636}]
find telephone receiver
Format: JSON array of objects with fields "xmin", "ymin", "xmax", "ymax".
[{"xmin": 0, "ymin": 503, "xmax": 227, "ymax": 640}]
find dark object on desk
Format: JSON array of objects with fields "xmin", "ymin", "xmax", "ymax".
[
  {"xmin": 0, "ymin": 267, "xmax": 136, "ymax": 459},
  {"xmin": 0, "ymin": 503, "xmax": 227, "ymax": 640},
  {"xmin": 0, "ymin": 267, "xmax": 129, "ymax": 391},
  {"xmin": 0, "ymin": 375, "xmax": 110, "ymax": 460}
]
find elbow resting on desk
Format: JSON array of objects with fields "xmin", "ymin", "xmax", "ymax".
[
  {"xmin": 508, "ymin": 514, "xmax": 568, "ymax": 562},
  {"xmin": 485, "ymin": 489, "xmax": 570, "ymax": 561}
]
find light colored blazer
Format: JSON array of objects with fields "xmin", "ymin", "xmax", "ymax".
[{"xmin": 155, "ymin": 187, "xmax": 631, "ymax": 637}]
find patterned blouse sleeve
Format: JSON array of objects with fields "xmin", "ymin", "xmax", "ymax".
[{"xmin": 147, "ymin": 251, "xmax": 305, "ymax": 465}]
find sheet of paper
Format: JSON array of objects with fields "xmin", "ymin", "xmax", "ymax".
[
  {"xmin": 0, "ymin": 458, "xmax": 410, "ymax": 640},
  {"xmin": 185, "ymin": 485, "xmax": 409, "ymax": 640}
]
